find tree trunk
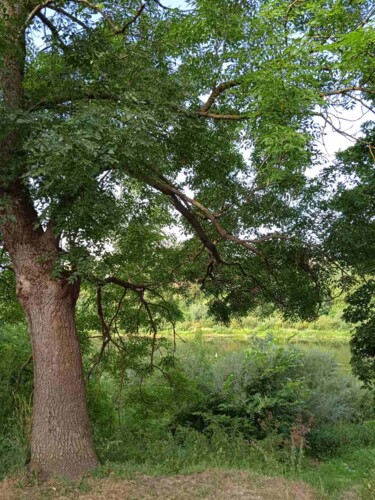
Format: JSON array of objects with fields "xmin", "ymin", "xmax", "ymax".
[
  {"xmin": 1, "ymin": 194, "xmax": 99, "ymax": 481},
  {"xmin": 22, "ymin": 276, "xmax": 99, "ymax": 480},
  {"xmin": 0, "ymin": 0, "xmax": 98, "ymax": 479}
]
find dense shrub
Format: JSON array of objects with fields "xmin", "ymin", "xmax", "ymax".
[
  {"xmin": 307, "ymin": 421, "xmax": 375, "ymax": 458},
  {"xmin": 0, "ymin": 324, "xmax": 32, "ymax": 478},
  {"xmin": 298, "ymin": 348, "xmax": 373, "ymax": 425},
  {"xmin": 177, "ymin": 337, "xmax": 308, "ymax": 438}
]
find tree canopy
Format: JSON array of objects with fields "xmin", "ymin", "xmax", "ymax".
[{"xmin": 0, "ymin": 0, "xmax": 374, "ymax": 478}]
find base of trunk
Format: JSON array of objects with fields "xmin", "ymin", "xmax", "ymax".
[{"xmin": 28, "ymin": 451, "xmax": 99, "ymax": 481}]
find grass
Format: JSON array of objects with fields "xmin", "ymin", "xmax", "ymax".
[
  {"xmin": 1, "ymin": 469, "xmax": 321, "ymax": 499},
  {"xmin": 296, "ymin": 447, "xmax": 375, "ymax": 499},
  {"xmin": 4, "ymin": 447, "xmax": 374, "ymax": 499}
]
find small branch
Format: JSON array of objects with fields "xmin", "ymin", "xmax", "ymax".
[
  {"xmin": 26, "ymin": 0, "xmax": 54, "ymax": 26},
  {"xmin": 74, "ymin": 0, "xmax": 146, "ymax": 34},
  {"xmin": 36, "ymin": 11, "xmax": 67, "ymax": 48},
  {"xmin": 108, "ymin": 288, "xmax": 127, "ymax": 331},
  {"xmin": 246, "ymin": 233, "xmax": 290, "ymax": 244},
  {"xmin": 14, "ymin": 355, "xmax": 33, "ymax": 393},
  {"xmin": 152, "ymin": 0, "xmax": 192, "ymax": 12},
  {"xmin": 357, "ymin": 7, "xmax": 375, "ymax": 29},
  {"xmin": 74, "ymin": 0, "xmax": 119, "ymax": 31},
  {"xmin": 116, "ymin": 3, "xmax": 146, "ymax": 34},
  {"xmin": 49, "ymin": 6, "xmax": 91, "ymax": 30},
  {"xmin": 138, "ymin": 291, "xmax": 158, "ymax": 367},
  {"xmin": 321, "ymin": 86, "xmax": 375, "ymax": 98}
]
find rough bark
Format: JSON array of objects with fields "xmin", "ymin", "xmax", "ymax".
[
  {"xmin": 23, "ymin": 274, "xmax": 98, "ymax": 480},
  {"xmin": 1, "ymin": 190, "xmax": 99, "ymax": 479},
  {"xmin": 0, "ymin": 0, "xmax": 99, "ymax": 479}
]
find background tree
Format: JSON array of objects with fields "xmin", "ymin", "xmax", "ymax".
[
  {"xmin": 0, "ymin": 0, "xmax": 374, "ymax": 479},
  {"xmin": 322, "ymin": 122, "xmax": 375, "ymax": 384}
]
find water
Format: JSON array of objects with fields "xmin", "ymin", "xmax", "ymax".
[{"xmin": 182, "ymin": 335, "xmax": 352, "ymax": 371}]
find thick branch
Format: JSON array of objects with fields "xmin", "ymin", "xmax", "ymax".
[
  {"xmin": 144, "ymin": 176, "xmax": 262, "ymax": 257},
  {"xmin": 196, "ymin": 111, "xmax": 250, "ymax": 120},
  {"xmin": 26, "ymin": 1, "xmax": 54, "ymax": 26},
  {"xmin": 200, "ymin": 80, "xmax": 243, "ymax": 113},
  {"xmin": 103, "ymin": 276, "xmax": 150, "ymax": 291}
]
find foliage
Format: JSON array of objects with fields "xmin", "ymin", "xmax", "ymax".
[
  {"xmin": 307, "ymin": 421, "xmax": 375, "ymax": 459},
  {"xmin": 1, "ymin": 322, "xmax": 375, "ymax": 496},
  {"xmin": 73, "ymin": 335, "xmax": 374, "ymax": 469},
  {"xmin": 322, "ymin": 124, "xmax": 375, "ymax": 384},
  {"xmin": 0, "ymin": 324, "xmax": 32, "ymax": 479},
  {"xmin": 296, "ymin": 348, "xmax": 373, "ymax": 425},
  {"xmin": 2, "ymin": 0, "xmax": 374, "ymax": 334}
]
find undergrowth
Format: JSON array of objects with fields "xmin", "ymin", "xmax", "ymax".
[{"xmin": 0, "ymin": 323, "xmax": 374, "ymax": 499}]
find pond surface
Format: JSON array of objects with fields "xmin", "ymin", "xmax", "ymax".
[{"xmin": 188, "ymin": 335, "xmax": 352, "ymax": 372}]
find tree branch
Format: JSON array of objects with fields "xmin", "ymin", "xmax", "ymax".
[
  {"xmin": 143, "ymin": 175, "xmax": 262, "ymax": 257},
  {"xmin": 36, "ymin": 11, "xmax": 67, "ymax": 48},
  {"xmin": 49, "ymin": 6, "xmax": 91, "ymax": 30},
  {"xmin": 200, "ymin": 80, "xmax": 243, "ymax": 113},
  {"xmin": 196, "ymin": 111, "xmax": 250, "ymax": 121},
  {"xmin": 357, "ymin": 7, "xmax": 375, "ymax": 28},
  {"xmin": 26, "ymin": 1, "xmax": 54, "ymax": 26},
  {"xmin": 116, "ymin": 3, "xmax": 146, "ymax": 34},
  {"xmin": 321, "ymin": 86, "xmax": 375, "ymax": 98}
]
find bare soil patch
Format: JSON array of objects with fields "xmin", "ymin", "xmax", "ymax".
[{"xmin": 0, "ymin": 470, "xmax": 319, "ymax": 499}]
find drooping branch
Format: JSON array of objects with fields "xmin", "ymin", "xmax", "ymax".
[
  {"xmin": 142, "ymin": 174, "xmax": 262, "ymax": 257},
  {"xmin": 93, "ymin": 275, "xmax": 176, "ymax": 370}
]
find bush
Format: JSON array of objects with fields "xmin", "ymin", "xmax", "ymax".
[
  {"xmin": 173, "ymin": 336, "xmax": 309, "ymax": 439},
  {"xmin": 307, "ymin": 421, "xmax": 375, "ymax": 458},
  {"xmin": 0, "ymin": 324, "xmax": 32, "ymax": 478},
  {"xmin": 297, "ymin": 348, "xmax": 374, "ymax": 425}
]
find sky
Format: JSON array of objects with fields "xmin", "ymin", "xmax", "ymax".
[{"xmin": 164, "ymin": 0, "xmax": 189, "ymax": 7}]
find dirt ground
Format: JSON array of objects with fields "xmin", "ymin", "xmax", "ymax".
[{"xmin": 0, "ymin": 470, "xmax": 322, "ymax": 500}]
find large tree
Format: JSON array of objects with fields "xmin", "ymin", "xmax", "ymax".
[{"xmin": 0, "ymin": 0, "xmax": 374, "ymax": 479}]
